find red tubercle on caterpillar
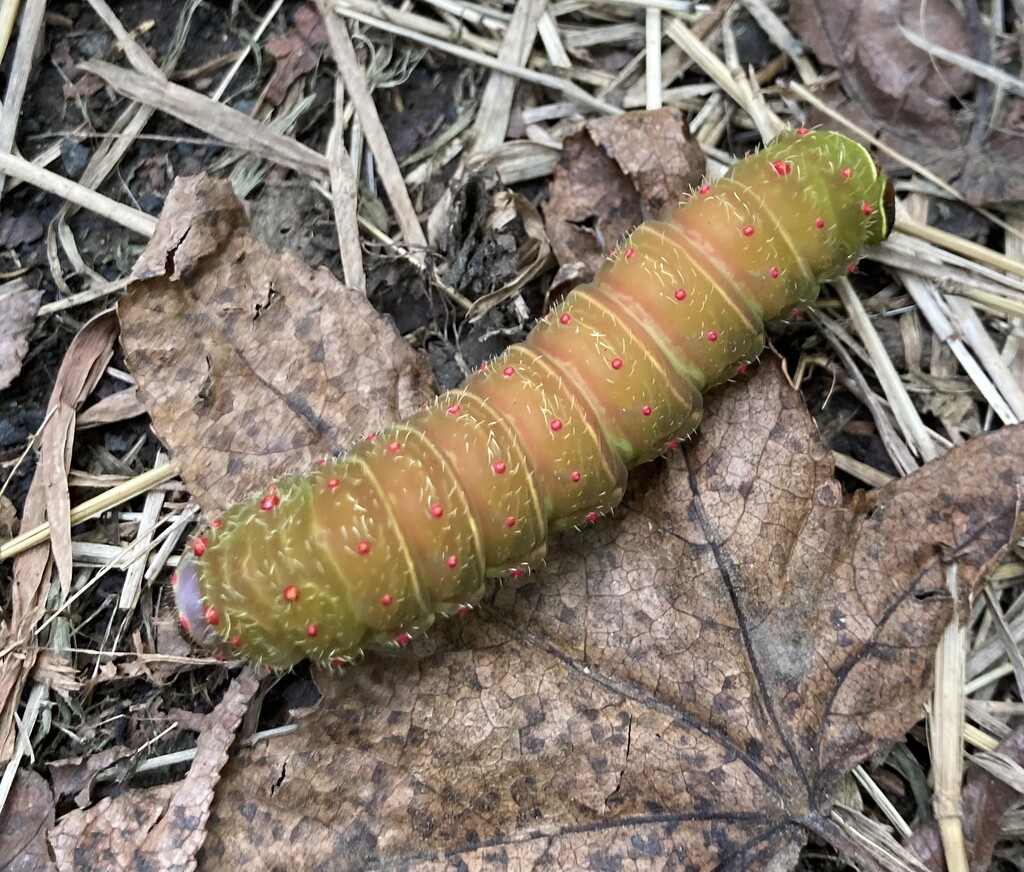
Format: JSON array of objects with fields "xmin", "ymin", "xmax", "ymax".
[
  {"xmin": 430, "ymin": 503, "xmax": 444, "ymax": 518},
  {"xmin": 357, "ymin": 540, "xmax": 371, "ymax": 556},
  {"xmin": 772, "ymin": 160, "xmax": 792, "ymax": 176},
  {"xmin": 503, "ymin": 366, "xmax": 515, "ymax": 377},
  {"xmin": 506, "ymin": 516, "xmax": 516, "ymax": 528},
  {"xmin": 193, "ymin": 536, "xmax": 208, "ymax": 557},
  {"xmin": 559, "ymin": 313, "xmax": 572, "ymax": 325},
  {"xmin": 327, "ymin": 478, "xmax": 340, "ymax": 491},
  {"xmin": 707, "ymin": 332, "xmax": 718, "ymax": 342},
  {"xmin": 447, "ymin": 555, "xmax": 459, "ymax": 569},
  {"xmin": 493, "ymin": 460, "xmax": 507, "ymax": 474},
  {"xmin": 770, "ymin": 267, "xmax": 780, "ymax": 279},
  {"xmin": 674, "ymin": 288, "xmax": 687, "ymax": 301},
  {"xmin": 479, "ymin": 362, "xmax": 487, "ymax": 371},
  {"xmin": 394, "ymin": 632, "xmax": 412, "ymax": 646},
  {"xmin": 170, "ymin": 571, "xmax": 178, "ymax": 587},
  {"xmin": 571, "ymin": 470, "xmax": 581, "ymax": 483},
  {"xmin": 796, "ymin": 127, "xmax": 809, "ymax": 135},
  {"xmin": 641, "ymin": 405, "xmax": 652, "ymax": 416},
  {"xmin": 861, "ymin": 202, "xmax": 873, "ymax": 215},
  {"xmin": 457, "ymin": 604, "xmax": 471, "ymax": 616},
  {"xmin": 611, "ymin": 357, "xmax": 623, "ymax": 370},
  {"xmin": 180, "ymin": 614, "xmax": 190, "ymax": 633},
  {"xmin": 737, "ymin": 362, "xmax": 750, "ymax": 375},
  {"xmin": 387, "ymin": 441, "xmax": 401, "ymax": 453},
  {"xmin": 231, "ymin": 635, "xmax": 242, "ymax": 648},
  {"xmin": 381, "ymin": 594, "xmax": 393, "ymax": 607},
  {"xmin": 509, "ymin": 567, "xmax": 524, "ymax": 579},
  {"xmin": 698, "ymin": 184, "xmax": 711, "ymax": 195},
  {"xmin": 204, "ymin": 605, "xmax": 220, "ymax": 626},
  {"xmin": 791, "ymin": 308, "xmax": 805, "ymax": 320},
  {"xmin": 366, "ymin": 433, "xmax": 377, "ymax": 442},
  {"xmin": 212, "ymin": 518, "xmax": 222, "ymax": 529},
  {"xmin": 550, "ymin": 419, "xmax": 563, "ymax": 432},
  {"xmin": 624, "ymin": 247, "xmax": 636, "ymax": 260},
  {"xmin": 260, "ymin": 494, "xmax": 280, "ymax": 511},
  {"xmin": 214, "ymin": 653, "xmax": 226, "ymax": 662},
  {"xmin": 742, "ymin": 225, "xmax": 755, "ymax": 237},
  {"xmin": 841, "ymin": 167, "xmax": 852, "ymax": 180},
  {"xmin": 283, "ymin": 584, "xmax": 300, "ymax": 603},
  {"xmin": 585, "ymin": 512, "xmax": 599, "ymax": 524},
  {"xmin": 847, "ymin": 263, "xmax": 858, "ymax": 274},
  {"xmin": 315, "ymin": 458, "xmax": 327, "ymax": 466},
  {"xmin": 815, "ymin": 218, "xmax": 826, "ymax": 229},
  {"xmin": 447, "ymin": 403, "xmax": 461, "ymax": 415},
  {"xmin": 665, "ymin": 440, "xmax": 681, "ymax": 451},
  {"xmin": 307, "ymin": 624, "xmax": 318, "ymax": 638}
]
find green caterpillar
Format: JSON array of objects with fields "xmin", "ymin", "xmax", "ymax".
[{"xmin": 173, "ymin": 129, "xmax": 894, "ymax": 669}]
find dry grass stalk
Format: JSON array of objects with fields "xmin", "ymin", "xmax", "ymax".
[
  {"xmin": 930, "ymin": 566, "xmax": 969, "ymax": 872},
  {"xmin": 470, "ymin": 0, "xmax": 547, "ymax": 157},
  {"xmin": 0, "ymin": 150, "xmax": 156, "ymax": 237},
  {"xmin": 78, "ymin": 59, "xmax": 330, "ymax": 180},
  {"xmin": 0, "ymin": 463, "xmax": 179, "ymax": 562},
  {"xmin": 332, "ymin": 0, "xmax": 622, "ymax": 115},
  {"xmin": 318, "ymin": 1, "xmax": 428, "ymax": 257},
  {"xmin": 0, "ymin": 0, "xmax": 46, "ymax": 200},
  {"xmin": 324, "ymin": 70, "xmax": 366, "ymax": 290}
]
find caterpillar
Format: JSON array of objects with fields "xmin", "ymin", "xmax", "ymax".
[{"xmin": 173, "ymin": 129, "xmax": 894, "ymax": 670}]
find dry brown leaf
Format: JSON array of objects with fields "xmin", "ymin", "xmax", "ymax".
[
  {"xmin": 48, "ymin": 746, "xmax": 134, "ymax": 809},
  {"xmin": 789, "ymin": 0, "xmax": 1024, "ymax": 205},
  {"xmin": 76, "ymin": 386, "xmax": 147, "ymax": 429},
  {"xmin": 48, "ymin": 668, "xmax": 259, "ymax": 872},
  {"xmin": 188, "ymin": 365, "xmax": 1022, "ymax": 871},
  {"xmin": 41, "ymin": 311, "xmax": 120, "ymax": 596},
  {"xmin": 119, "ymin": 174, "xmax": 436, "ymax": 511},
  {"xmin": 261, "ymin": 4, "xmax": 329, "ymax": 108},
  {"xmin": 0, "ymin": 212, "xmax": 44, "ymax": 248},
  {"xmin": 0, "ymin": 278, "xmax": 43, "ymax": 391},
  {"xmin": 0, "ymin": 769, "xmax": 56, "ymax": 872},
  {"xmin": 0, "ymin": 495, "xmax": 16, "ymax": 541},
  {"xmin": 544, "ymin": 108, "xmax": 705, "ymax": 276}
]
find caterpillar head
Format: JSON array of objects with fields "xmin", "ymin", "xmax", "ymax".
[{"xmin": 174, "ymin": 560, "xmax": 231, "ymax": 657}]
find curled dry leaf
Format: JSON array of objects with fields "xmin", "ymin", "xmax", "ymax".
[
  {"xmin": 0, "ymin": 278, "xmax": 43, "ymax": 391},
  {"xmin": 119, "ymin": 174, "xmax": 436, "ymax": 511},
  {"xmin": 261, "ymin": 5, "xmax": 328, "ymax": 108},
  {"xmin": 0, "ymin": 769, "xmax": 55, "ymax": 872},
  {"xmin": 47, "ymin": 746, "xmax": 134, "ymax": 809},
  {"xmin": 544, "ymin": 107, "xmax": 705, "ymax": 276},
  {"xmin": 193, "ymin": 365, "xmax": 1022, "ymax": 871}
]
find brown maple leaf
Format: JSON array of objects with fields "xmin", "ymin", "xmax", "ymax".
[
  {"xmin": 189, "ymin": 367, "xmax": 1020, "ymax": 871},
  {"xmin": 107, "ymin": 168, "xmax": 1022, "ymax": 872}
]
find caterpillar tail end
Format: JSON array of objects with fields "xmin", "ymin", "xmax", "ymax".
[{"xmin": 173, "ymin": 560, "xmax": 232, "ymax": 658}]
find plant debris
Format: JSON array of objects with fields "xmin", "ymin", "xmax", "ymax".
[{"xmin": 0, "ymin": 1, "xmax": 1022, "ymax": 869}]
